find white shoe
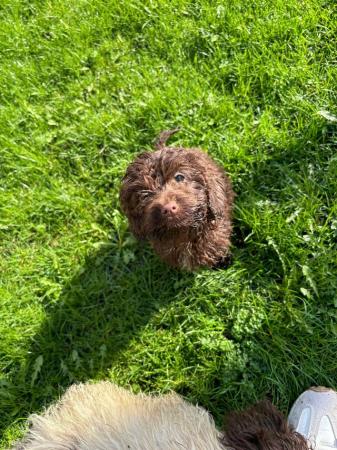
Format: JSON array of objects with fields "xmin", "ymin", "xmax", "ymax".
[{"xmin": 288, "ymin": 387, "xmax": 337, "ymax": 450}]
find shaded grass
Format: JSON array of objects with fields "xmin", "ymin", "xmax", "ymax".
[{"xmin": 1, "ymin": 0, "xmax": 337, "ymax": 447}]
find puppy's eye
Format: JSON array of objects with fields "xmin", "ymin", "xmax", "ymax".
[
  {"xmin": 174, "ymin": 174, "xmax": 185, "ymax": 182},
  {"xmin": 140, "ymin": 190, "xmax": 154, "ymax": 199}
]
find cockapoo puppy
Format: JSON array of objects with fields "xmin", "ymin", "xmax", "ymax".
[
  {"xmin": 14, "ymin": 382, "xmax": 309, "ymax": 450},
  {"xmin": 120, "ymin": 129, "xmax": 234, "ymax": 270}
]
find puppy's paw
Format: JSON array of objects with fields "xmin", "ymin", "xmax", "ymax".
[{"xmin": 212, "ymin": 254, "xmax": 233, "ymax": 270}]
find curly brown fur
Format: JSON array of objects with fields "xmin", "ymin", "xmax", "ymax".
[
  {"xmin": 120, "ymin": 129, "xmax": 234, "ymax": 270},
  {"xmin": 221, "ymin": 400, "xmax": 310, "ymax": 450}
]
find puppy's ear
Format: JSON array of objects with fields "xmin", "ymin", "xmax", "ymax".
[
  {"xmin": 124, "ymin": 208, "xmax": 147, "ymax": 240},
  {"xmin": 201, "ymin": 158, "xmax": 233, "ymax": 220},
  {"xmin": 120, "ymin": 152, "xmax": 158, "ymax": 239},
  {"xmin": 206, "ymin": 174, "xmax": 232, "ymax": 219}
]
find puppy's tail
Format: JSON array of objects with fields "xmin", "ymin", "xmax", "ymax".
[
  {"xmin": 155, "ymin": 127, "xmax": 181, "ymax": 149},
  {"xmin": 221, "ymin": 400, "xmax": 310, "ymax": 450}
]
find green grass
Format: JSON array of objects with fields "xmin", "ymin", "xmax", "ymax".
[{"xmin": 1, "ymin": 0, "xmax": 337, "ymax": 446}]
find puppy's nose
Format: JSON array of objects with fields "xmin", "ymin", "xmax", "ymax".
[{"xmin": 162, "ymin": 201, "xmax": 178, "ymax": 215}]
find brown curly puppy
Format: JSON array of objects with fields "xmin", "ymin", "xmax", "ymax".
[
  {"xmin": 120, "ymin": 129, "xmax": 234, "ymax": 270},
  {"xmin": 13, "ymin": 382, "xmax": 309, "ymax": 450}
]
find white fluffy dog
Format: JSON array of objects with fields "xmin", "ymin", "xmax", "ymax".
[{"xmin": 15, "ymin": 381, "xmax": 225, "ymax": 450}]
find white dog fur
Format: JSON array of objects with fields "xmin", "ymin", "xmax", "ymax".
[{"xmin": 15, "ymin": 381, "xmax": 226, "ymax": 450}]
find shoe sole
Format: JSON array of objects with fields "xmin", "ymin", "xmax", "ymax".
[{"xmin": 288, "ymin": 387, "xmax": 337, "ymax": 449}]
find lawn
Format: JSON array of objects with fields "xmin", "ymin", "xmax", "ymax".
[{"xmin": 1, "ymin": 0, "xmax": 337, "ymax": 447}]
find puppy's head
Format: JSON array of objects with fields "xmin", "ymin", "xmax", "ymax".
[{"xmin": 120, "ymin": 147, "xmax": 231, "ymax": 239}]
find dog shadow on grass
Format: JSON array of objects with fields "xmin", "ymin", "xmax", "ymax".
[{"xmin": 1, "ymin": 242, "xmax": 197, "ymax": 438}]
